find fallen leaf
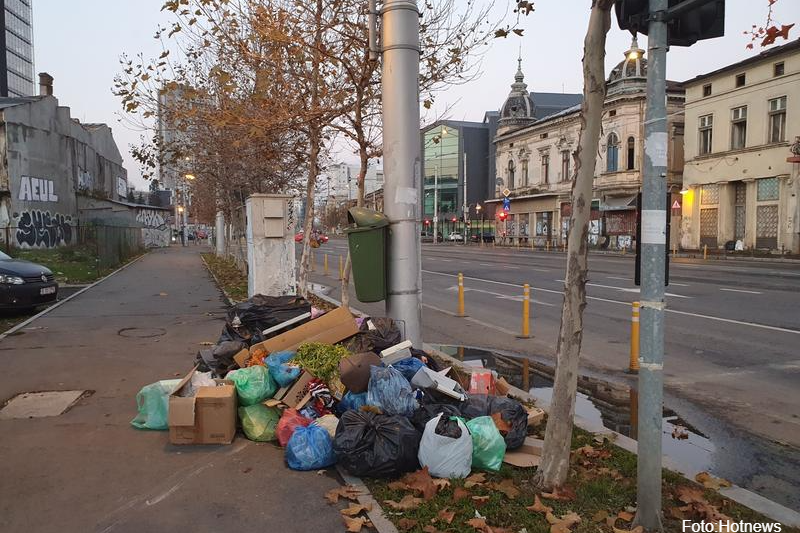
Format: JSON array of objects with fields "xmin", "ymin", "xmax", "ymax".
[
  {"xmin": 343, "ymin": 515, "xmax": 373, "ymax": 532},
  {"xmin": 612, "ymin": 526, "xmax": 643, "ymax": 533},
  {"xmin": 383, "ymin": 495, "xmax": 424, "ymax": 511},
  {"xmin": 675, "ymin": 486, "xmax": 706, "ymax": 505},
  {"xmin": 574, "ymin": 445, "xmax": 611, "ymax": 460},
  {"xmin": 488, "ymin": 479, "xmax": 520, "ymax": 500},
  {"xmin": 422, "ymin": 526, "xmax": 443, "ymax": 533},
  {"xmin": 325, "ymin": 485, "xmax": 362, "ymax": 504},
  {"xmin": 453, "ymin": 487, "xmax": 471, "ymax": 502},
  {"xmin": 617, "ymin": 511, "xmax": 634, "ymax": 522},
  {"xmin": 401, "ymin": 467, "xmax": 438, "ymax": 500},
  {"xmin": 464, "ymin": 472, "xmax": 487, "ymax": 488},
  {"xmin": 526, "ymin": 495, "xmax": 553, "ymax": 514},
  {"xmin": 472, "ymin": 495, "xmax": 490, "ymax": 507},
  {"xmin": 433, "ymin": 479, "xmax": 451, "ymax": 491},
  {"xmin": 695, "ymin": 471, "xmax": 731, "ymax": 490},
  {"xmin": 340, "ymin": 503, "xmax": 373, "ymax": 517},
  {"xmin": 593, "ymin": 434, "xmax": 614, "ymax": 444},
  {"xmin": 397, "ymin": 518, "xmax": 418, "ymax": 531},
  {"xmin": 549, "ymin": 511, "xmax": 581, "ymax": 533},
  {"xmin": 596, "ymin": 467, "xmax": 624, "ymax": 480},
  {"xmin": 387, "ymin": 480, "xmax": 409, "ymax": 491},
  {"xmin": 591, "ymin": 510, "xmax": 609, "ymax": 523},
  {"xmin": 466, "ymin": 517, "xmax": 487, "ymax": 529},
  {"xmin": 491, "ymin": 412, "xmax": 512, "ymax": 433},
  {"xmin": 541, "ymin": 486, "xmax": 577, "ymax": 501},
  {"xmin": 671, "ymin": 426, "xmax": 689, "ymax": 440},
  {"xmin": 437, "ymin": 508, "xmax": 455, "ymax": 524}
]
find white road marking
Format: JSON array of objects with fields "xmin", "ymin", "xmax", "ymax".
[
  {"xmin": 438, "ymin": 259, "xmax": 451, "ymax": 262},
  {"xmin": 669, "ymin": 282, "xmax": 690, "ymax": 287},
  {"xmin": 446, "ymin": 285, "xmax": 556, "ymax": 306},
  {"xmin": 555, "ymin": 279, "xmax": 690, "ymax": 299},
  {"xmin": 479, "ymin": 263, "xmax": 494, "ymax": 267},
  {"xmin": 531, "ymin": 268, "xmax": 551, "ymax": 272},
  {"xmin": 720, "ymin": 288, "xmax": 762, "ymax": 295},
  {"xmin": 422, "ymin": 270, "xmax": 800, "ymax": 335},
  {"xmin": 607, "ymin": 276, "xmax": 632, "ymax": 281}
]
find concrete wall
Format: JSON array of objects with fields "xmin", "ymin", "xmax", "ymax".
[
  {"xmin": 77, "ymin": 196, "xmax": 172, "ymax": 248},
  {"xmin": 0, "ymin": 96, "xmax": 128, "ymax": 248}
]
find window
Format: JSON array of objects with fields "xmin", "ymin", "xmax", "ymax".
[
  {"xmin": 735, "ymin": 73, "xmax": 746, "ymax": 87},
  {"xmin": 535, "ymin": 212, "xmax": 551, "ymax": 236},
  {"xmin": 561, "ymin": 151, "xmax": 571, "ymax": 182},
  {"xmin": 541, "ymin": 153, "xmax": 550, "ymax": 184},
  {"xmin": 757, "ymin": 177, "xmax": 779, "ymax": 201},
  {"xmin": 768, "ymin": 96, "xmax": 786, "ymax": 143},
  {"xmin": 521, "ymin": 159, "xmax": 529, "ymax": 187},
  {"xmin": 540, "ymin": 132, "xmax": 548, "ymax": 139},
  {"xmin": 699, "ymin": 114, "xmax": 713, "ymax": 155},
  {"xmin": 730, "ymin": 106, "xmax": 747, "ymax": 150},
  {"xmin": 626, "ymin": 137, "xmax": 635, "ymax": 170},
  {"xmin": 606, "ymin": 133, "xmax": 619, "ymax": 172},
  {"xmin": 703, "ymin": 84, "xmax": 712, "ymax": 97},
  {"xmin": 774, "ymin": 62, "xmax": 785, "ymax": 77},
  {"xmin": 609, "ymin": 109, "xmax": 617, "ymax": 117},
  {"xmin": 507, "ymin": 159, "xmax": 515, "ymax": 190}
]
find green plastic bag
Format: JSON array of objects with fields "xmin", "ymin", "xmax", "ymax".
[
  {"xmin": 130, "ymin": 379, "xmax": 181, "ymax": 430},
  {"xmin": 239, "ymin": 404, "xmax": 281, "ymax": 442},
  {"xmin": 226, "ymin": 365, "xmax": 277, "ymax": 406},
  {"xmin": 465, "ymin": 416, "xmax": 506, "ymax": 471}
]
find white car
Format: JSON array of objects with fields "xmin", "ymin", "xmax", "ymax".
[{"xmin": 448, "ymin": 232, "xmax": 464, "ymax": 242}]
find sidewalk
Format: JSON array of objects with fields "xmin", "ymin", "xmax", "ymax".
[{"xmin": 0, "ymin": 246, "xmax": 346, "ymax": 533}]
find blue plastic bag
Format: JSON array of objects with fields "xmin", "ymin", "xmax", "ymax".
[
  {"xmin": 286, "ymin": 424, "xmax": 337, "ymax": 470},
  {"xmin": 338, "ymin": 391, "xmax": 368, "ymax": 415},
  {"xmin": 391, "ymin": 357, "xmax": 425, "ymax": 382},
  {"xmin": 366, "ymin": 365, "xmax": 417, "ymax": 417},
  {"xmin": 266, "ymin": 351, "xmax": 301, "ymax": 387}
]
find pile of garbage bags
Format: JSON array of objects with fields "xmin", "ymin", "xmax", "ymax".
[{"xmin": 131, "ymin": 293, "xmax": 534, "ymax": 479}]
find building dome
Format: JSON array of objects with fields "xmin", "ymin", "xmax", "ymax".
[
  {"xmin": 499, "ymin": 57, "xmax": 536, "ymax": 129},
  {"xmin": 607, "ymin": 36, "xmax": 647, "ymax": 89}
]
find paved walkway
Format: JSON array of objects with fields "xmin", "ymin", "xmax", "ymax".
[{"xmin": 0, "ymin": 246, "xmax": 346, "ymax": 533}]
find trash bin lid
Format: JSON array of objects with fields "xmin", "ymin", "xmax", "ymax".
[{"xmin": 347, "ymin": 207, "xmax": 389, "ymax": 229}]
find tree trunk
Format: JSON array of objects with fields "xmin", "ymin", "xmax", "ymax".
[{"xmin": 534, "ymin": 0, "xmax": 613, "ymax": 490}]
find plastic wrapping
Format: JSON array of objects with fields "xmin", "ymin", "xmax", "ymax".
[
  {"xmin": 465, "ymin": 416, "xmax": 506, "ymax": 471},
  {"xmin": 313, "ymin": 414, "xmax": 340, "ymax": 439},
  {"xmin": 195, "ymin": 340, "xmax": 246, "ymax": 377},
  {"xmin": 130, "ymin": 379, "xmax": 181, "ymax": 430},
  {"xmin": 277, "ymin": 408, "xmax": 312, "ymax": 447},
  {"xmin": 286, "ymin": 424, "xmax": 337, "ymax": 471},
  {"xmin": 391, "ymin": 357, "xmax": 426, "ymax": 382},
  {"xmin": 410, "ymin": 403, "xmax": 462, "ymax": 434},
  {"xmin": 218, "ymin": 295, "xmax": 311, "ymax": 345},
  {"xmin": 366, "ymin": 365, "xmax": 417, "ymax": 417},
  {"xmin": 225, "ymin": 365, "xmax": 277, "ymax": 406},
  {"xmin": 333, "ymin": 410, "xmax": 421, "ymax": 478},
  {"xmin": 344, "ymin": 317, "xmax": 402, "ymax": 353},
  {"xmin": 337, "ymin": 391, "xmax": 369, "ymax": 415},
  {"xmin": 266, "ymin": 351, "xmax": 301, "ymax": 388},
  {"xmin": 418, "ymin": 414, "xmax": 473, "ymax": 479},
  {"xmin": 239, "ymin": 404, "xmax": 281, "ymax": 442},
  {"xmin": 460, "ymin": 395, "xmax": 528, "ymax": 450}
]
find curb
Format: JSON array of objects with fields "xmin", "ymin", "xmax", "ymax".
[
  {"xmin": 200, "ymin": 254, "xmax": 237, "ymax": 306},
  {"xmin": 0, "ymin": 252, "xmax": 148, "ymax": 342},
  {"xmin": 337, "ymin": 466, "xmax": 399, "ymax": 533}
]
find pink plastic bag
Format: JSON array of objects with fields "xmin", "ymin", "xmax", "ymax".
[{"xmin": 277, "ymin": 408, "xmax": 312, "ymax": 447}]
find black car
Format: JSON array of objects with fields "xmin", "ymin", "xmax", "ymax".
[{"xmin": 0, "ymin": 251, "xmax": 58, "ymax": 309}]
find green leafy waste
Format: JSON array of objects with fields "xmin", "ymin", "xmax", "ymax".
[{"xmin": 294, "ymin": 342, "xmax": 351, "ymax": 382}]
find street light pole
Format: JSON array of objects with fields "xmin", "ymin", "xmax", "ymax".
[
  {"xmin": 463, "ymin": 152, "xmax": 468, "ymax": 244},
  {"xmin": 381, "ymin": 0, "xmax": 423, "ymax": 347},
  {"xmin": 433, "ymin": 165, "xmax": 439, "ymax": 245},
  {"xmin": 636, "ymin": 0, "xmax": 668, "ymax": 529}
]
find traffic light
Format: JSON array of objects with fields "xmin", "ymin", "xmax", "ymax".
[
  {"xmin": 424, "ymin": 219, "xmax": 430, "ymax": 226},
  {"xmin": 498, "ymin": 212, "xmax": 507, "ymax": 221},
  {"xmin": 451, "ymin": 217, "xmax": 457, "ymax": 223},
  {"xmin": 616, "ymin": 0, "xmax": 725, "ymax": 47}
]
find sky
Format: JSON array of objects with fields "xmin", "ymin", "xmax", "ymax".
[{"xmin": 33, "ymin": 0, "xmax": 800, "ymax": 190}]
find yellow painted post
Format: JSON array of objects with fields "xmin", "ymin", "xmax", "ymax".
[
  {"xmin": 672, "ymin": 244, "xmax": 677, "ymax": 258},
  {"xmin": 629, "ymin": 301, "xmax": 640, "ymax": 373},
  {"xmin": 338, "ymin": 255, "xmax": 344, "ymax": 280},
  {"xmin": 324, "ymin": 254, "xmax": 329, "ymax": 276},
  {"xmin": 622, "ymin": 246, "xmax": 627, "ymax": 256},
  {"xmin": 456, "ymin": 272, "xmax": 466, "ymax": 317},
  {"xmin": 703, "ymin": 244, "xmax": 708, "ymax": 260},
  {"xmin": 531, "ymin": 237, "xmax": 535, "ymax": 250},
  {"xmin": 517, "ymin": 283, "xmax": 531, "ymax": 338},
  {"xmin": 310, "ymin": 251, "xmax": 315, "ymax": 272},
  {"xmin": 546, "ymin": 240, "xmax": 550, "ymax": 252}
]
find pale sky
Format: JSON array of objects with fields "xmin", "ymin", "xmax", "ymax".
[{"xmin": 33, "ymin": 0, "xmax": 800, "ymax": 190}]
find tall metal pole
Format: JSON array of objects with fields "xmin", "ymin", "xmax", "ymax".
[
  {"xmin": 463, "ymin": 152, "xmax": 468, "ymax": 243},
  {"xmin": 636, "ymin": 0, "xmax": 668, "ymax": 529},
  {"xmin": 433, "ymin": 165, "xmax": 439, "ymax": 245},
  {"xmin": 381, "ymin": 0, "xmax": 423, "ymax": 347},
  {"xmin": 215, "ymin": 210, "xmax": 225, "ymax": 256}
]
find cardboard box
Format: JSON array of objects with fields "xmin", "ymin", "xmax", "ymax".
[
  {"xmin": 236, "ymin": 306, "xmax": 359, "ymax": 367},
  {"xmin": 527, "ymin": 406, "xmax": 545, "ymax": 427},
  {"xmin": 270, "ymin": 370, "xmax": 315, "ymax": 409},
  {"xmin": 503, "ymin": 437, "xmax": 544, "ymax": 468},
  {"xmin": 169, "ymin": 369, "xmax": 237, "ymax": 445}
]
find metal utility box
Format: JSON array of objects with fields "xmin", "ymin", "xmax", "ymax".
[{"xmin": 344, "ymin": 207, "xmax": 389, "ymax": 302}]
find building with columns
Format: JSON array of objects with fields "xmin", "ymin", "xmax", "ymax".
[
  {"xmin": 680, "ymin": 38, "xmax": 800, "ymax": 254},
  {"xmin": 489, "ymin": 40, "xmax": 685, "ymax": 250}
]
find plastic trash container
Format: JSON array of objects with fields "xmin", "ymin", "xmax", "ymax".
[{"xmin": 345, "ymin": 207, "xmax": 389, "ymax": 302}]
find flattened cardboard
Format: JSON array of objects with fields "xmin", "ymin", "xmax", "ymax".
[
  {"xmin": 247, "ymin": 306, "xmax": 358, "ymax": 359},
  {"xmin": 527, "ymin": 406, "xmax": 545, "ymax": 427},
  {"xmin": 272, "ymin": 371, "xmax": 314, "ymax": 409},
  {"xmin": 169, "ymin": 368, "xmax": 237, "ymax": 445},
  {"xmin": 503, "ymin": 437, "xmax": 544, "ymax": 467},
  {"xmin": 495, "ymin": 377, "xmax": 511, "ymax": 397},
  {"xmin": 233, "ymin": 348, "xmax": 251, "ymax": 369}
]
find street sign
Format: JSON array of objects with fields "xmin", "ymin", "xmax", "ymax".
[
  {"xmin": 502, "ymin": 198, "xmax": 511, "ymax": 211},
  {"xmin": 502, "ymin": 188, "xmax": 511, "ymax": 197},
  {"xmin": 671, "ymin": 200, "xmax": 681, "ymax": 209}
]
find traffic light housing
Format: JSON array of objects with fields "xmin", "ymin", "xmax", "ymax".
[
  {"xmin": 498, "ymin": 212, "xmax": 507, "ymax": 221},
  {"xmin": 616, "ymin": 0, "xmax": 725, "ymax": 47}
]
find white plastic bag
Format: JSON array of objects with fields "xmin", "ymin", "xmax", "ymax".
[{"xmin": 417, "ymin": 413, "xmax": 472, "ymax": 479}]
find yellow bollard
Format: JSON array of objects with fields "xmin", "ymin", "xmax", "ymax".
[
  {"xmin": 517, "ymin": 283, "xmax": 531, "ymax": 339},
  {"xmin": 324, "ymin": 254, "xmax": 329, "ymax": 276},
  {"xmin": 310, "ymin": 251, "xmax": 315, "ymax": 272},
  {"xmin": 531, "ymin": 237, "xmax": 535, "ymax": 250},
  {"xmin": 338, "ymin": 255, "xmax": 344, "ymax": 280},
  {"xmin": 629, "ymin": 301, "xmax": 640, "ymax": 373},
  {"xmin": 546, "ymin": 241, "xmax": 550, "ymax": 252},
  {"xmin": 622, "ymin": 246, "xmax": 627, "ymax": 256},
  {"xmin": 673, "ymin": 244, "xmax": 677, "ymax": 258},
  {"xmin": 456, "ymin": 272, "xmax": 467, "ymax": 317},
  {"xmin": 703, "ymin": 244, "xmax": 708, "ymax": 260}
]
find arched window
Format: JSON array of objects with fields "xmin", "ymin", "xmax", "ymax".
[
  {"xmin": 521, "ymin": 159, "xmax": 529, "ymax": 186},
  {"xmin": 508, "ymin": 159, "xmax": 516, "ymax": 190},
  {"xmin": 606, "ymin": 133, "xmax": 619, "ymax": 172},
  {"xmin": 626, "ymin": 136, "xmax": 635, "ymax": 170}
]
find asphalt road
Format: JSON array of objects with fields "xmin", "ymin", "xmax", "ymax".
[{"xmin": 313, "ymin": 238, "xmax": 800, "ymax": 450}]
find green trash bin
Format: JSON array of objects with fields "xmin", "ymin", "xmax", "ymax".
[{"xmin": 344, "ymin": 207, "xmax": 389, "ymax": 302}]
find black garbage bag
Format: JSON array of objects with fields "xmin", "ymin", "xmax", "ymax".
[
  {"xmin": 460, "ymin": 394, "xmax": 528, "ymax": 450},
  {"xmin": 411, "ymin": 347, "xmax": 440, "ymax": 372},
  {"xmin": 218, "ymin": 295, "xmax": 311, "ymax": 345},
  {"xmin": 410, "ymin": 402, "xmax": 462, "ymax": 434},
  {"xmin": 195, "ymin": 340, "xmax": 246, "ymax": 377},
  {"xmin": 344, "ymin": 317, "xmax": 402, "ymax": 354},
  {"xmin": 333, "ymin": 410, "xmax": 421, "ymax": 478}
]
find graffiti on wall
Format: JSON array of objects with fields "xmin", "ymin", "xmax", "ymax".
[
  {"xmin": 136, "ymin": 208, "xmax": 170, "ymax": 248},
  {"xmin": 78, "ymin": 169, "xmax": 94, "ymax": 191},
  {"xmin": 19, "ymin": 176, "xmax": 59, "ymax": 202},
  {"xmin": 15, "ymin": 211, "xmax": 73, "ymax": 248}
]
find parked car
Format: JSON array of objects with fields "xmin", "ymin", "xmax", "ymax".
[
  {"xmin": 294, "ymin": 232, "xmax": 304, "ymax": 242},
  {"xmin": 421, "ymin": 231, "xmax": 443, "ymax": 243},
  {"xmin": 0, "ymin": 251, "xmax": 58, "ymax": 310},
  {"xmin": 470, "ymin": 233, "xmax": 495, "ymax": 243},
  {"xmin": 448, "ymin": 232, "xmax": 464, "ymax": 242}
]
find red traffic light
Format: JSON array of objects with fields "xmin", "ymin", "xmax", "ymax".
[
  {"xmin": 424, "ymin": 219, "xmax": 430, "ymax": 225},
  {"xmin": 498, "ymin": 212, "xmax": 507, "ymax": 221},
  {"xmin": 451, "ymin": 217, "xmax": 457, "ymax": 223}
]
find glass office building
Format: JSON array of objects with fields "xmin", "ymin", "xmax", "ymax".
[
  {"xmin": 423, "ymin": 125, "xmax": 460, "ymax": 219},
  {"xmin": 1, "ymin": 0, "xmax": 35, "ymax": 97}
]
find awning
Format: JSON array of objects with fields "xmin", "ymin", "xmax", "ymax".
[{"xmin": 600, "ymin": 195, "xmax": 637, "ymax": 211}]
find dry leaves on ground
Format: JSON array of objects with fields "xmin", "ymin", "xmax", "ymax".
[
  {"xmin": 617, "ymin": 511, "xmax": 634, "ymax": 522},
  {"xmin": 541, "ymin": 486, "xmax": 577, "ymax": 501},
  {"xmin": 433, "ymin": 479, "xmax": 450, "ymax": 491},
  {"xmin": 436, "ymin": 508, "xmax": 455, "ymax": 525},
  {"xmin": 591, "ymin": 510, "xmax": 609, "ymax": 523},
  {"xmin": 695, "ymin": 471, "xmax": 732, "ymax": 490},
  {"xmin": 527, "ymin": 494, "xmax": 553, "ymax": 514},
  {"xmin": 325, "ymin": 485, "xmax": 362, "ymax": 504},
  {"xmin": 546, "ymin": 511, "xmax": 581, "ymax": 533},
  {"xmin": 399, "ymin": 467, "xmax": 439, "ymax": 500},
  {"xmin": 612, "ymin": 526, "xmax": 644, "ymax": 533},
  {"xmin": 472, "ymin": 495, "xmax": 491, "ymax": 507},
  {"xmin": 464, "ymin": 472, "xmax": 487, "ymax": 488},
  {"xmin": 465, "ymin": 517, "xmax": 515, "ymax": 533},
  {"xmin": 343, "ymin": 516, "xmax": 373, "ymax": 532},
  {"xmin": 340, "ymin": 504, "xmax": 372, "ymax": 517},
  {"xmin": 453, "ymin": 487, "xmax": 471, "ymax": 502},
  {"xmin": 672, "ymin": 426, "xmax": 689, "ymax": 440},
  {"xmin": 487, "ymin": 479, "xmax": 520, "ymax": 499},
  {"xmin": 397, "ymin": 518, "xmax": 418, "ymax": 531},
  {"xmin": 672, "ymin": 485, "xmax": 732, "ymax": 523},
  {"xmin": 383, "ymin": 494, "xmax": 424, "ymax": 511},
  {"xmin": 574, "ymin": 445, "xmax": 612, "ymax": 460}
]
